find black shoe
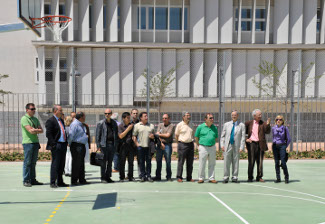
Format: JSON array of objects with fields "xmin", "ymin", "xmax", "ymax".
[
  {"xmin": 107, "ymin": 179, "xmax": 115, "ymax": 183},
  {"xmin": 50, "ymin": 183, "xmax": 58, "ymax": 188},
  {"xmin": 101, "ymin": 179, "xmax": 108, "ymax": 183},
  {"xmin": 79, "ymin": 181, "xmax": 90, "ymax": 185},
  {"xmin": 31, "ymin": 180, "xmax": 43, "ymax": 185},
  {"xmin": 65, "ymin": 174, "xmax": 71, "ymax": 177},
  {"xmin": 232, "ymin": 179, "xmax": 240, "ymax": 183},
  {"xmin": 223, "ymin": 179, "xmax": 229, "ymax": 184},
  {"xmin": 247, "ymin": 179, "xmax": 253, "ymax": 183},
  {"xmin": 71, "ymin": 182, "xmax": 79, "ymax": 186},
  {"xmin": 167, "ymin": 178, "xmax": 172, "ymax": 182},
  {"xmin": 147, "ymin": 177, "xmax": 154, "ymax": 182},
  {"xmin": 128, "ymin": 178, "xmax": 135, "ymax": 182},
  {"xmin": 58, "ymin": 183, "xmax": 69, "ymax": 187},
  {"xmin": 274, "ymin": 179, "xmax": 281, "ymax": 183},
  {"xmin": 285, "ymin": 179, "xmax": 289, "ymax": 184},
  {"xmin": 23, "ymin": 182, "xmax": 32, "ymax": 187},
  {"xmin": 140, "ymin": 177, "xmax": 146, "ymax": 182},
  {"xmin": 153, "ymin": 177, "xmax": 161, "ymax": 181}
]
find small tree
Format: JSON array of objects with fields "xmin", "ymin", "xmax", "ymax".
[
  {"xmin": 140, "ymin": 62, "xmax": 181, "ymax": 123},
  {"xmin": 0, "ymin": 74, "xmax": 11, "ymax": 104},
  {"xmin": 251, "ymin": 60, "xmax": 317, "ymax": 119}
]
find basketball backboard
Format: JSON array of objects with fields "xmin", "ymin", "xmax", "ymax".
[{"xmin": 17, "ymin": 0, "xmax": 42, "ymax": 37}]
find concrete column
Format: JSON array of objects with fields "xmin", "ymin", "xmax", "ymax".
[
  {"xmin": 289, "ymin": 0, "xmax": 303, "ymax": 44},
  {"xmin": 264, "ymin": 0, "xmax": 270, "ymax": 44},
  {"xmin": 67, "ymin": 47, "xmax": 74, "ymax": 105},
  {"xmin": 251, "ymin": 0, "xmax": 256, "ymax": 44},
  {"xmin": 219, "ymin": 0, "xmax": 233, "ymax": 43},
  {"xmin": 53, "ymin": 47, "xmax": 60, "ymax": 104},
  {"xmin": 66, "ymin": 0, "xmax": 74, "ymax": 41},
  {"xmin": 288, "ymin": 50, "xmax": 302, "ymax": 97},
  {"xmin": 149, "ymin": 49, "xmax": 162, "ymax": 95},
  {"xmin": 273, "ymin": 0, "xmax": 289, "ymax": 44},
  {"xmin": 107, "ymin": 0, "xmax": 118, "ymax": 42},
  {"xmin": 303, "ymin": 0, "xmax": 317, "ymax": 44},
  {"xmin": 93, "ymin": 48, "xmax": 105, "ymax": 105},
  {"xmin": 79, "ymin": 0, "xmax": 90, "ymax": 42},
  {"xmin": 121, "ymin": 49, "xmax": 133, "ymax": 105},
  {"xmin": 205, "ymin": 0, "xmax": 219, "ymax": 43},
  {"xmin": 274, "ymin": 50, "xmax": 288, "ymax": 97},
  {"xmin": 316, "ymin": 50, "xmax": 325, "ymax": 96},
  {"xmin": 237, "ymin": 0, "xmax": 242, "ymax": 44},
  {"xmin": 92, "ymin": 0, "xmax": 104, "ymax": 42},
  {"xmin": 190, "ymin": 49, "xmax": 204, "ymax": 97},
  {"xmin": 320, "ymin": 0, "xmax": 325, "ymax": 44},
  {"xmin": 232, "ymin": 50, "xmax": 246, "ymax": 97},
  {"xmin": 219, "ymin": 50, "xmax": 232, "ymax": 97},
  {"xmin": 106, "ymin": 48, "xmax": 120, "ymax": 105},
  {"xmin": 260, "ymin": 50, "xmax": 274, "ymax": 96},
  {"xmin": 204, "ymin": 49, "xmax": 218, "ymax": 97},
  {"xmin": 37, "ymin": 47, "xmax": 46, "ymax": 105},
  {"xmin": 120, "ymin": 0, "xmax": 132, "ymax": 42},
  {"xmin": 37, "ymin": 0, "xmax": 45, "ymax": 41},
  {"xmin": 246, "ymin": 50, "xmax": 260, "ymax": 97},
  {"xmin": 51, "ymin": 0, "xmax": 59, "ymax": 42},
  {"xmin": 190, "ymin": 0, "xmax": 204, "ymax": 43},
  {"xmin": 77, "ymin": 48, "xmax": 92, "ymax": 105},
  {"xmin": 134, "ymin": 49, "xmax": 147, "ymax": 97},
  {"xmin": 302, "ymin": 50, "xmax": 316, "ymax": 97},
  {"xmin": 162, "ymin": 49, "xmax": 177, "ymax": 97},
  {"xmin": 176, "ymin": 49, "xmax": 190, "ymax": 97}
]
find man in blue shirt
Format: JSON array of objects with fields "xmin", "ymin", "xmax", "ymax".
[
  {"xmin": 45, "ymin": 105, "xmax": 68, "ymax": 188},
  {"xmin": 68, "ymin": 112, "xmax": 90, "ymax": 185}
]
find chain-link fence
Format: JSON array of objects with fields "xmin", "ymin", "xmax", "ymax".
[{"xmin": 1, "ymin": 47, "xmax": 325, "ymax": 152}]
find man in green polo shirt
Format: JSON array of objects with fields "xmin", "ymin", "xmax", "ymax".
[
  {"xmin": 21, "ymin": 103, "xmax": 43, "ymax": 187},
  {"xmin": 195, "ymin": 113, "xmax": 218, "ymax": 184}
]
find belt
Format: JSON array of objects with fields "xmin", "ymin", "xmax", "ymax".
[
  {"xmin": 71, "ymin": 142, "xmax": 84, "ymax": 145},
  {"xmin": 106, "ymin": 141, "xmax": 114, "ymax": 144},
  {"xmin": 178, "ymin": 141, "xmax": 193, "ymax": 144},
  {"xmin": 251, "ymin": 141, "xmax": 259, "ymax": 144}
]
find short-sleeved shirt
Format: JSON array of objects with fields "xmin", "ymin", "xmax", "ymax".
[
  {"xmin": 157, "ymin": 123, "xmax": 175, "ymax": 144},
  {"xmin": 132, "ymin": 122, "xmax": 155, "ymax": 147},
  {"xmin": 195, "ymin": 123, "xmax": 218, "ymax": 146},
  {"xmin": 118, "ymin": 122, "xmax": 133, "ymax": 144},
  {"xmin": 175, "ymin": 121, "xmax": 194, "ymax": 143},
  {"xmin": 21, "ymin": 114, "xmax": 40, "ymax": 144}
]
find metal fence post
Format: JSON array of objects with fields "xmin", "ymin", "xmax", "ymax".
[
  {"xmin": 146, "ymin": 49, "xmax": 150, "ymax": 121},
  {"xmin": 218, "ymin": 66, "xmax": 224, "ymax": 151},
  {"xmin": 290, "ymin": 70, "xmax": 296, "ymax": 152}
]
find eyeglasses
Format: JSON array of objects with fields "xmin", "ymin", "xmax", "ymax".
[
  {"xmin": 29, "ymin": 108, "xmax": 36, "ymax": 111},
  {"xmin": 162, "ymin": 118, "xmax": 168, "ymax": 120},
  {"xmin": 209, "ymin": 117, "xmax": 214, "ymax": 120},
  {"xmin": 276, "ymin": 119, "xmax": 283, "ymax": 121},
  {"xmin": 105, "ymin": 112, "xmax": 112, "ymax": 115}
]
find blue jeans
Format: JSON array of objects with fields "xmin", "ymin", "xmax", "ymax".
[
  {"xmin": 137, "ymin": 147, "xmax": 152, "ymax": 179},
  {"xmin": 23, "ymin": 143, "xmax": 39, "ymax": 183},
  {"xmin": 272, "ymin": 143, "xmax": 289, "ymax": 180},
  {"xmin": 156, "ymin": 143, "xmax": 172, "ymax": 179},
  {"xmin": 113, "ymin": 152, "xmax": 119, "ymax": 171}
]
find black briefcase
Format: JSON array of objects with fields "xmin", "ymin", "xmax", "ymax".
[{"xmin": 90, "ymin": 151, "xmax": 104, "ymax": 166}]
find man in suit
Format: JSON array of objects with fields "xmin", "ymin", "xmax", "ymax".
[
  {"xmin": 45, "ymin": 105, "xmax": 69, "ymax": 188},
  {"xmin": 220, "ymin": 110, "xmax": 246, "ymax": 183},
  {"xmin": 245, "ymin": 109, "xmax": 271, "ymax": 182}
]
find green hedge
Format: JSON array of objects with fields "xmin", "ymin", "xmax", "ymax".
[{"xmin": 1, "ymin": 149, "xmax": 325, "ymax": 161}]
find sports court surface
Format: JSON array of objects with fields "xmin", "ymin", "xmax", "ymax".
[{"xmin": 0, "ymin": 160, "xmax": 325, "ymax": 224}]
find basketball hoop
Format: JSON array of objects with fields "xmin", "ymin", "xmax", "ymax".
[{"xmin": 31, "ymin": 15, "xmax": 72, "ymax": 43}]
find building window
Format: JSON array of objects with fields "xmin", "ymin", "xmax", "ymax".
[
  {"xmin": 60, "ymin": 59, "xmax": 67, "ymax": 82},
  {"xmin": 235, "ymin": 8, "xmax": 266, "ymax": 31},
  {"xmin": 118, "ymin": 6, "xmax": 120, "ymax": 29},
  {"xmin": 89, "ymin": 5, "xmax": 92, "ymax": 28},
  {"xmin": 44, "ymin": 4, "xmax": 51, "ymax": 15},
  {"xmin": 60, "ymin": 72, "xmax": 67, "ymax": 82},
  {"xmin": 317, "ymin": 8, "xmax": 321, "ymax": 32},
  {"xmin": 137, "ymin": 7, "xmax": 146, "ymax": 29},
  {"xmin": 104, "ymin": 5, "xmax": 107, "ymax": 28},
  {"xmin": 45, "ymin": 58, "xmax": 53, "ymax": 82},
  {"xmin": 59, "ymin": 5, "xmax": 65, "ymax": 15},
  {"xmin": 45, "ymin": 71, "xmax": 53, "ymax": 82}
]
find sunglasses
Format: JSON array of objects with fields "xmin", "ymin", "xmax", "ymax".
[
  {"xmin": 276, "ymin": 119, "xmax": 283, "ymax": 121},
  {"xmin": 105, "ymin": 112, "xmax": 112, "ymax": 115},
  {"xmin": 29, "ymin": 108, "xmax": 36, "ymax": 111},
  {"xmin": 209, "ymin": 117, "xmax": 214, "ymax": 120}
]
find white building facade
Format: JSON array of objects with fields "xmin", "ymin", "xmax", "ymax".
[{"xmin": 2, "ymin": 0, "xmax": 325, "ymax": 107}]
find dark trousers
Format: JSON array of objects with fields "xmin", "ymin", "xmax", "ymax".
[
  {"xmin": 70, "ymin": 142, "xmax": 86, "ymax": 183},
  {"xmin": 119, "ymin": 143, "xmax": 134, "ymax": 180},
  {"xmin": 100, "ymin": 143, "xmax": 115, "ymax": 180},
  {"xmin": 247, "ymin": 142, "xmax": 264, "ymax": 181},
  {"xmin": 272, "ymin": 143, "xmax": 289, "ymax": 180},
  {"xmin": 176, "ymin": 142, "xmax": 194, "ymax": 180},
  {"xmin": 137, "ymin": 147, "xmax": 152, "ymax": 179},
  {"xmin": 50, "ymin": 142, "xmax": 67, "ymax": 184}
]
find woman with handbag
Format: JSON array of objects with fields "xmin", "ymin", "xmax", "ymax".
[{"xmin": 272, "ymin": 115, "xmax": 291, "ymax": 184}]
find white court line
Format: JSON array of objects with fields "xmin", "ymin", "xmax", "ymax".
[
  {"xmin": 208, "ymin": 192, "xmax": 249, "ymax": 224},
  {"xmin": 242, "ymin": 183, "xmax": 325, "ymax": 201}
]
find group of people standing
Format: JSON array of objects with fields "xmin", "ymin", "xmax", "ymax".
[{"xmin": 21, "ymin": 103, "xmax": 291, "ymax": 188}]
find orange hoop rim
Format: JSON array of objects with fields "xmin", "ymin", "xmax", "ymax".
[{"xmin": 31, "ymin": 15, "xmax": 72, "ymax": 29}]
